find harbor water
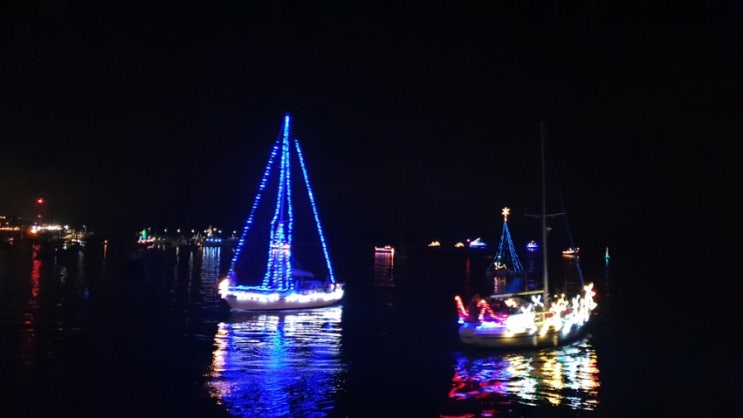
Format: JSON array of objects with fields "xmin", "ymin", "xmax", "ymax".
[{"xmin": 0, "ymin": 239, "xmax": 731, "ymax": 417}]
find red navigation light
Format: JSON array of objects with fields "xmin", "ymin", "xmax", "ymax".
[{"xmin": 36, "ymin": 198, "xmax": 45, "ymax": 204}]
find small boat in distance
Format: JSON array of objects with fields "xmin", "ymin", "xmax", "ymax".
[
  {"xmin": 562, "ymin": 247, "xmax": 580, "ymax": 258},
  {"xmin": 136, "ymin": 229, "xmax": 156, "ymax": 249},
  {"xmin": 427, "ymin": 240, "xmax": 441, "ymax": 247},
  {"xmin": 219, "ymin": 114, "xmax": 344, "ymax": 311},
  {"xmin": 468, "ymin": 237, "xmax": 488, "ymax": 249},
  {"xmin": 374, "ymin": 245, "xmax": 395, "ymax": 255}
]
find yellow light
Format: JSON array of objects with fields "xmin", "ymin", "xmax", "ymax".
[{"xmin": 501, "ymin": 207, "xmax": 510, "ymax": 220}]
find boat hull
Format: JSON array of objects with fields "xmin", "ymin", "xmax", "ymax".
[
  {"xmin": 458, "ymin": 321, "xmax": 590, "ymax": 349},
  {"xmin": 222, "ymin": 286, "xmax": 344, "ymax": 311},
  {"xmin": 374, "ymin": 246, "xmax": 394, "ymax": 254}
]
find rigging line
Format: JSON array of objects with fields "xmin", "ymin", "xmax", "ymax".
[
  {"xmin": 559, "ymin": 192, "xmax": 576, "ymax": 249},
  {"xmin": 524, "ymin": 212, "xmax": 564, "ymax": 218},
  {"xmin": 559, "ymin": 191, "xmax": 585, "ymax": 287}
]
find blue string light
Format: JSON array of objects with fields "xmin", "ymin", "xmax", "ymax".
[
  {"xmin": 263, "ymin": 114, "xmax": 293, "ymax": 290},
  {"xmin": 227, "ymin": 113, "xmax": 336, "ymax": 288},
  {"xmin": 294, "ymin": 139, "xmax": 336, "ymax": 283},
  {"xmin": 494, "ymin": 217, "xmax": 525, "ymax": 273}
]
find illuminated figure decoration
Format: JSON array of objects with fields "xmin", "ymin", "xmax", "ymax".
[
  {"xmin": 219, "ymin": 114, "xmax": 343, "ymax": 311},
  {"xmin": 454, "ymin": 123, "xmax": 597, "ymax": 348}
]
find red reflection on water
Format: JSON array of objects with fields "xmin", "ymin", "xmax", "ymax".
[
  {"xmin": 30, "ymin": 245, "xmax": 41, "ymax": 300},
  {"xmin": 21, "ymin": 244, "xmax": 44, "ymax": 369}
]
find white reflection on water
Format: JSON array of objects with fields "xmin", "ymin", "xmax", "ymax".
[
  {"xmin": 199, "ymin": 246, "xmax": 224, "ymax": 305},
  {"xmin": 206, "ymin": 306, "xmax": 347, "ymax": 417},
  {"xmin": 448, "ymin": 338, "xmax": 600, "ymax": 414}
]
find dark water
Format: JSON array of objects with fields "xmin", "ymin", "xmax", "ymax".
[{"xmin": 0, "ymin": 240, "xmax": 731, "ymax": 417}]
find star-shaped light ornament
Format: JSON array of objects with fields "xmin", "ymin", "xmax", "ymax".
[{"xmin": 502, "ymin": 207, "xmax": 510, "ymax": 221}]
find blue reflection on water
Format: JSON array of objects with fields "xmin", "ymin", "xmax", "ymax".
[{"xmin": 207, "ymin": 306, "xmax": 347, "ymax": 417}]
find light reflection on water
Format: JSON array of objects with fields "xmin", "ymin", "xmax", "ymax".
[
  {"xmin": 373, "ymin": 250, "xmax": 395, "ymax": 287},
  {"xmin": 206, "ymin": 306, "xmax": 347, "ymax": 417},
  {"xmin": 198, "ymin": 245, "xmax": 225, "ymax": 305},
  {"xmin": 1, "ymin": 241, "xmax": 614, "ymax": 416},
  {"xmin": 447, "ymin": 338, "xmax": 600, "ymax": 415}
]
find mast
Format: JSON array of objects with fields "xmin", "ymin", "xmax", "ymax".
[
  {"xmin": 265, "ymin": 113, "xmax": 293, "ymax": 290},
  {"xmin": 541, "ymin": 122, "xmax": 549, "ymax": 302}
]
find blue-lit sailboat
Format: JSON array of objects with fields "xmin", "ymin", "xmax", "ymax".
[
  {"xmin": 454, "ymin": 123, "xmax": 597, "ymax": 348},
  {"xmin": 219, "ymin": 114, "xmax": 343, "ymax": 311}
]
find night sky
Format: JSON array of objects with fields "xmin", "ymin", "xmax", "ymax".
[{"xmin": 1, "ymin": 2, "xmax": 738, "ymax": 253}]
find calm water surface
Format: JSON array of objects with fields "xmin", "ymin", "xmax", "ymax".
[{"xmin": 0, "ymin": 238, "xmax": 723, "ymax": 417}]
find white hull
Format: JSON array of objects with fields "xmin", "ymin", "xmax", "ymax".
[
  {"xmin": 454, "ymin": 284, "xmax": 597, "ymax": 350},
  {"xmin": 222, "ymin": 286, "xmax": 344, "ymax": 311},
  {"xmin": 458, "ymin": 319, "xmax": 591, "ymax": 349},
  {"xmin": 562, "ymin": 249, "xmax": 580, "ymax": 258},
  {"xmin": 374, "ymin": 246, "xmax": 394, "ymax": 254}
]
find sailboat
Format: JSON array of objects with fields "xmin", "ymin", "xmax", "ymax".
[
  {"xmin": 454, "ymin": 124, "xmax": 597, "ymax": 348},
  {"xmin": 218, "ymin": 114, "xmax": 344, "ymax": 311}
]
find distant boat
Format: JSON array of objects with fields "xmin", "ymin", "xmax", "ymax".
[
  {"xmin": 198, "ymin": 226, "xmax": 236, "ymax": 248},
  {"xmin": 136, "ymin": 228, "xmax": 157, "ymax": 249},
  {"xmin": 454, "ymin": 123, "xmax": 597, "ymax": 349},
  {"xmin": 202, "ymin": 236, "xmax": 224, "ymax": 247},
  {"xmin": 427, "ymin": 240, "xmax": 441, "ymax": 247},
  {"xmin": 468, "ymin": 237, "xmax": 488, "ymax": 249},
  {"xmin": 201, "ymin": 231, "xmax": 239, "ymax": 248},
  {"xmin": 562, "ymin": 247, "xmax": 580, "ymax": 258},
  {"xmin": 374, "ymin": 245, "xmax": 395, "ymax": 255},
  {"xmin": 219, "ymin": 114, "xmax": 344, "ymax": 311}
]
